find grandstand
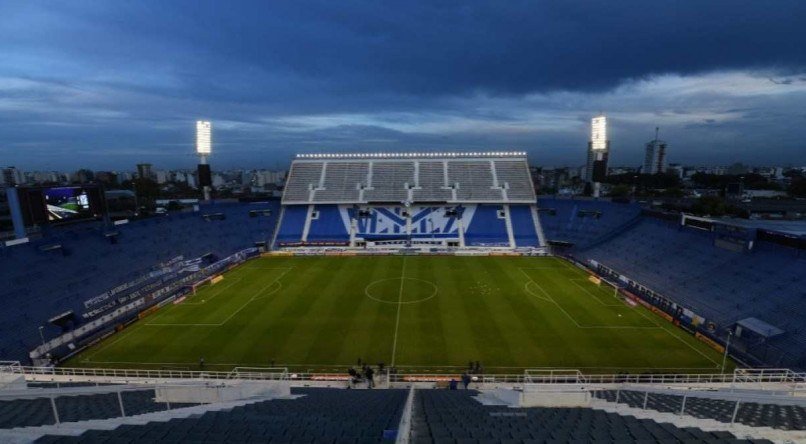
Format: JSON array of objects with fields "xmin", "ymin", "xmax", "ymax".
[
  {"xmin": 534, "ymin": 197, "xmax": 806, "ymax": 370},
  {"xmin": 275, "ymin": 153, "xmax": 544, "ymax": 249},
  {"xmin": 0, "ymin": 201, "xmax": 278, "ymax": 364}
]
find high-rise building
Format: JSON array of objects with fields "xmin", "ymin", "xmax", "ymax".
[
  {"xmin": 155, "ymin": 170, "xmax": 169, "ymax": 184},
  {"xmin": 585, "ymin": 115, "xmax": 609, "ymax": 197},
  {"xmin": 643, "ymin": 128, "xmax": 668, "ymax": 175},
  {"xmin": 1, "ymin": 167, "xmax": 24, "ymax": 186},
  {"xmin": 136, "ymin": 163, "xmax": 153, "ymax": 180}
]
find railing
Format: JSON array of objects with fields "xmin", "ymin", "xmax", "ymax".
[
  {"xmin": 229, "ymin": 367, "xmax": 289, "ymax": 380},
  {"xmin": 5, "ymin": 364, "xmax": 290, "ymax": 382},
  {"xmin": 0, "ymin": 361, "xmax": 22, "ymax": 373},
  {"xmin": 2, "ymin": 362, "xmax": 803, "ymax": 387},
  {"xmin": 592, "ymin": 385, "xmax": 806, "ymax": 429},
  {"xmin": 387, "ymin": 373, "xmax": 525, "ymax": 384},
  {"xmin": 733, "ymin": 368, "xmax": 803, "ymax": 384},
  {"xmin": 525, "ymin": 369, "xmax": 586, "ymax": 384}
]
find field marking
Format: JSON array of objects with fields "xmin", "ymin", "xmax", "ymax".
[
  {"xmin": 518, "ymin": 268, "xmax": 659, "ymax": 330},
  {"xmin": 182, "ymin": 277, "xmax": 244, "ymax": 305},
  {"xmin": 83, "ymin": 323, "xmax": 144, "ymax": 362},
  {"xmin": 557, "ymin": 258, "xmax": 721, "ymax": 368},
  {"xmin": 630, "ymin": 299, "xmax": 722, "ymax": 367},
  {"xmin": 146, "ymin": 268, "xmax": 292, "ymax": 327},
  {"xmin": 365, "ymin": 277, "xmax": 437, "ymax": 305},
  {"xmin": 389, "ymin": 257, "xmax": 406, "ymax": 367},
  {"xmin": 558, "ymin": 259, "xmax": 583, "ymax": 272},
  {"xmin": 523, "ymin": 281, "xmax": 553, "ymax": 303},
  {"xmin": 568, "ymin": 280, "xmax": 623, "ymax": 307},
  {"xmin": 251, "ymin": 281, "xmax": 283, "ymax": 301}
]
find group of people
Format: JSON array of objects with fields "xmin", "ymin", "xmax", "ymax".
[
  {"xmin": 449, "ymin": 361, "xmax": 484, "ymax": 390},
  {"xmin": 348, "ymin": 359, "xmax": 385, "ymax": 388}
]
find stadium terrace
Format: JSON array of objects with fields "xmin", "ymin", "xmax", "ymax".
[{"xmin": 0, "ymin": 152, "xmax": 804, "ymax": 443}]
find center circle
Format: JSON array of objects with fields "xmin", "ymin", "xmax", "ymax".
[{"xmin": 365, "ymin": 278, "xmax": 438, "ymax": 305}]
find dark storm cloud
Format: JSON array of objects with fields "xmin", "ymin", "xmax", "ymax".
[{"xmin": 0, "ymin": 0, "xmax": 805, "ymax": 169}]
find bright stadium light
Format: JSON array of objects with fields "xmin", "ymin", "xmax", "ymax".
[
  {"xmin": 196, "ymin": 121, "xmax": 212, "ymax": 154},
  {"xmin": 591, "ymin": 115, "xmax": 607, "ymax": 151}
]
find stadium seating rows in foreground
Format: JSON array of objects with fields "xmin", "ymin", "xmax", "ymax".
[
  {"xmin": 28, "ymin": 388, "xmax": 777, "ymax": 443},
  {"xmin": 410, "ymin": 390, "xmax": 769, "ymax": 443},
  {"xmin": 594, "ymin": 390, "xmax": 806, "ymax": 431},
  {"xmin": 0, "ymin": 389, "xmax": 198, "ymax": 429},
  {"xmin": 35, "ymin": 387, "xmax": 406, "ymax": 444}
]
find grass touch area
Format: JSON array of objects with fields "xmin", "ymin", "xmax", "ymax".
[{"xmin": 69, "ymin": 256, "xmax": 732, "ymax": 374}]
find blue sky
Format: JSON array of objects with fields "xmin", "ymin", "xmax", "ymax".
[{"xmin": 1, "ymin": 1, "xmax": 805, "ymax": 170}]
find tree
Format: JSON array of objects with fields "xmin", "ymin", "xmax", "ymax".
[
  {"xmin": 690, "ymin": 196, "xmax": 727, "ymax": 216},
  {"xmin": 661, "ymin": 187, "xmax": 684, "ymax": 198},
  {"xmin": 608, "ymin": 184, "xmax": 630, "ymax": 198},
  {"xmin": 605, "ymin": 173, "xmax": 681, "ymax": 189},
  {"xmin": 121, "ymin": 178, "xmax": 160, "ymax": 210},
  {"xmin": 789, "ymin": 177, "xmax": 806, "ymax": 198}
]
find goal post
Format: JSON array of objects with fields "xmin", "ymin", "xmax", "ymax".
[{"xmin": 591, "ymin": 274, "xmax": 621, "ymax": 298}]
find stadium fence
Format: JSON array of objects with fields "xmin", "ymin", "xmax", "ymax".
[{"xmin": 4, "ymin": 362, "xmax": 803, "ymax": 389}]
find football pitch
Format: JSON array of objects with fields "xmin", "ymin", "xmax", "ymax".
[{"xmin": 70, "ymin": 256, "xmax": 731, "ymax": 374}]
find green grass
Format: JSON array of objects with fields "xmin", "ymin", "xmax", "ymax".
[{"xmin": 69, "ymin": 256, "xmax": 732, "ymax": 374}]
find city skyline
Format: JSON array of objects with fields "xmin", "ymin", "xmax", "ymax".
[{"xmin": 1, "ymin": 1, "xmax": 805, "ymax": 170}]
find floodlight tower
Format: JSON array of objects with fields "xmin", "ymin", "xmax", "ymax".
[
  {"xmin": 196, "ymin": 120, "xmax": 212, "ymax": 201},
  {"xmin": 585, "ymin": 115, "xmax": 610, "ymax": 198}
]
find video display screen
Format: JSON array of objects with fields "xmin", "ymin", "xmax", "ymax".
[{"xmin": 44, "ymin": 187, "xmax": 95, "ymax": 221}]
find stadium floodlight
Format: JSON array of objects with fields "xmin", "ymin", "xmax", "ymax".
[
  {"xmin": 196, "ymin": 121, "xmax": 212, "ymax": 154},
  {"xmin": 591, "ymin": 115, "xmax": 607, "ymax": 151}
]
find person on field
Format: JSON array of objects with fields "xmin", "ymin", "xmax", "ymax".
[
  {"xmin": 365, "ymin": 366, "xmax": 375, "ymax": 388},
  {"xmin": 199, "ymin": 357, "xmax": 205, "ymax": 369},
  {"xmin": 461, "ymin": 372, "xmax": 471, "ymax": 389}
]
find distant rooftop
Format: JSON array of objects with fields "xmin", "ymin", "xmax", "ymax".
[
  {"xmin": 295, "ymin": 151, "xmax": 527, "ymax": 159},
  {"xmin": 716, "ymin": 218, "xmax": 806, "ymax": 237}
]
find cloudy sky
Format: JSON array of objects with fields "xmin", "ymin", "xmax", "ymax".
[{"xmin": 1, "ymin": 1, "xmax": 805, "ymax": 171}]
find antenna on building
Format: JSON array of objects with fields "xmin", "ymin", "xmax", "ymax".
[{"xmin": 654, "ymin": 127, "xmax": 660, "ymax": 143}]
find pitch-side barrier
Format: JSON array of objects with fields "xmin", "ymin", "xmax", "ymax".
[{"xmin": 1, "ymin": 362, "xmax": 803, "ymax": 390}]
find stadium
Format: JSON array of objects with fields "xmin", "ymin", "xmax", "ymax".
[{"xmin": 0, "ymin": 151, "xmax": 804, "ymax": 443}]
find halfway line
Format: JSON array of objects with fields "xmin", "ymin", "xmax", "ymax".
[{"xmin": 390, "ymin": 256, "xmax": 407, "ymax": 367}]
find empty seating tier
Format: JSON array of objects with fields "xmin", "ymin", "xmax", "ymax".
[
  {"xmin": 410, "ymin": 389, "xmax": 762, "ymax": 443},
  {"xmin": 0, "ymin": 389, "xmax": 197, "ymax": 429},
  {"xmin": 0, "ymin": 201, "xmax": 279, "ymax": 362},
  {"xmin": 595, "ymin": 390, "xmax": 806, "ymax": 431},
  {"xmin": 282, "ymin": 156, "xmax": 535, "ymax": 204},
  {"xmin": 36, "ymin": 387, "xmax": 407, "ymax": 443}
]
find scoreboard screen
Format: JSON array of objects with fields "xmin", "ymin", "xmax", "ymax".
[
  {"xmin": 15, "ymin": 185, "xmax": 105, "ymax": 227},
  {"xmin": 44, "ymin": 187, "xmax": 95, "ymax": 222}
]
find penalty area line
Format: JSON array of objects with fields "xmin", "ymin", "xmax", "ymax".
[
  {"xmin": 147, "ymin": 268, "xmax": 291, "ymax": 327},
  {"xmin": 519, "ymin": 268, "xmax": 659, "ymax": 330}
]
